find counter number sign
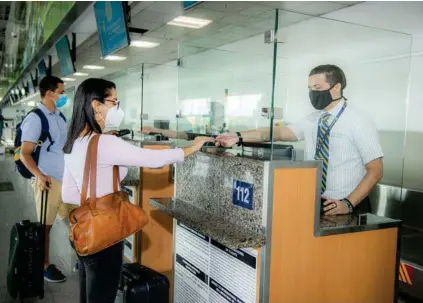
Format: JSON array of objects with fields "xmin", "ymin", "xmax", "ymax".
[{"xmin": 232, "ymin": 180, "xmax": 253, "ymax": 210}]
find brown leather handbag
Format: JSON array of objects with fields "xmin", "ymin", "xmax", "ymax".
[{"xmin": 69, "ymin": 135, "xmax": 148, "ymax": 256}]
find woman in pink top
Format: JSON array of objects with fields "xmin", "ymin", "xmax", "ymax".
[{"xmin": 62, "ymin": 78, "xmax": 211, "ymax": 303}]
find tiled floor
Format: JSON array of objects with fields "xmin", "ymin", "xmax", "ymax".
[{"xmin": 0, "ymin": 154, "xmax": 79, "ymax": 302}]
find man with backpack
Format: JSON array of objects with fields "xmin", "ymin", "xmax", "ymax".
[{"xmin": 19, "ymin": 76, "xmax": 68, "ymax": 283}]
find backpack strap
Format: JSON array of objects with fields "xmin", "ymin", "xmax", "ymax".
[
  {"xmin": 32, "ymin": 108, "xmax": 54, "ymax": 152},
  {"xmin": 59, "ymin": 112, "xmax": 67, "ymax": 122}
]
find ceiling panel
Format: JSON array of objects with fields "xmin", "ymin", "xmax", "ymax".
[
  {"xmin": 256, "ymin": 1, "xmax": 315, "ymax": 10},
  {"xmin": 238, "ymin": 5, "xmax": 275, "ymax": 17},
  {"xmin": 148, "ymin": 1, "xmax": 184, "ymax": 15},
  {"xmin": 147, "ymin": 24, "xmax": 195, "ymax": 40},
  {"xmin": 294, "ymin": 2, "xmax": 348, "ymax": 15},
  {"xmin": 184, "ymin": 7, "xmax": 230, "ymax": 20},
  {"xmin": 201, "ymin": 1, "xmax": 255, "ymax": 13}
]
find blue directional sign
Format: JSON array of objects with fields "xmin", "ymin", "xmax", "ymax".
[
  {"xmin": 94, "ymin": 1, "xmax": 130, "ymax": 58},
  {"xmin": 38, "ymin": 60, "xmax": 47, "ymax": 79},
  {"xmin": 55, "ymin": 36, "xmax": 76, "ymax": 77},
  {"xmin": 183, "ymin": 1, "xmax": 200, "ymax": 10}
]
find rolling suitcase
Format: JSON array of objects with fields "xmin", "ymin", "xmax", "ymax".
[
  {"xmin": 7, "ymin": 189, "xmax": 48, "ymax": 301},
  {"xmin": 119, "ymin": 263, "xmax": 170, "ymax": 303}
]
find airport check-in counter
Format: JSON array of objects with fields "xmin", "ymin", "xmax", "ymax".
[
  {"xmin": 148, "ymin": 145, "xmax": 401, "ymax": 303},
  {"xmin": 371, "ymin": 185, "xmax": 423, "ymax": 300}
]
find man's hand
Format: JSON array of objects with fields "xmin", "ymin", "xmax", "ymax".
[
  {"xmin": 215, "ymin": 133, "xmax": 239, "ymax": 147},
  {"xmin": 139, "ymin": 126, "xmax": 159, "ymax": 134},
  {"xmin": 37, "ymin": 174, "xmax": 52, "ymax": 191},
  {"xmin": 104, "ymin": 130, "xmax": 119, "ymax": 135},
  {"xmin": 322, "ymin": 198, "xmax": 350, "ymax": 216}
]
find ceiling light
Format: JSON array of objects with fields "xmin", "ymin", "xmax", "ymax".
[
  {"xmin": 104, "ymin": 55, "xmax": 127, "ymax": 61},
  {"xmin": 130, "ymin": 40, "xmax": 160, "ymax": 48},
  {"xmin": 62, "ymin": 77, "xmax": 76, "ymax": 81},
  {"xmin": 83, "ymin": 65, "xmax": 105, "ymax": 70},
  {"xmin": 168, "ymin": 16, "xmax": 212, "ymax": 29},
  {"xmin": 74, "ymin": 72, "xmax": 89, "ymax": 76}
]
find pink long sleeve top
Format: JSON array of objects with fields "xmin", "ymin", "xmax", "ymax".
[{"xmin": 62, "ymin": 134, "xmax": 184, "ymax": 205}]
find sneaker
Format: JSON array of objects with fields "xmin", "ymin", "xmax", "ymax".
[{"xmin": 44, "ymin": 264, "xmax": 67, "ymax": 283}]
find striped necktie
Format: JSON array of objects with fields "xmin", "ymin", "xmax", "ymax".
[{"xmin": 316, "ymin": 113, "xmax": 331, "ymax": 194}]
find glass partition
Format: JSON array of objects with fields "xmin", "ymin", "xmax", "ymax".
[
  {"xmin": 176, "ymin": 23, "xmax": 277, "ymax": 148},
  {"xmin": 271, "ymin": 9, "xmax": 412, "ymax": 186},
  {"xmin": 107, "ymin": 62, "xmax": 180, "ymax": 141},
  {"xmin": 108, "ymin": 66, "xmax": 142, "ymax": 138}
]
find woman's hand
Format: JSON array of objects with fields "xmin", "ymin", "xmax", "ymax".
[
  {"xmin": 104, "ymin": 130, "xmax": 119, "ymax": 135},
  {"xmin": 192, "ymin": 136, "xmax": 215, "ymax": 151},
  {"xmin": 183, "ymin": 136, "xmax": 214, "ymax": 157}
]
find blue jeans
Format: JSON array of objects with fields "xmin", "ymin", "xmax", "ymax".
[{"xmin": 72, "ymin": 241, "xmax": 123, "ymax": 303}]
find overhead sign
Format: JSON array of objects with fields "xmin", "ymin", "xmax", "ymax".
[
  {"xmin": 94, "ymin": 1, "xmax": 130, "ymax": 58},
  {"xmin": 38, "ymin": 60, "xmax": 47, "ymax": 80},
  {"xmin": 56, "ymin": 35, "xmax": 76, "ymax": 77},
  {"xmin": 183, "ymin": 1, "xmax": 200, "ymax": 10}
]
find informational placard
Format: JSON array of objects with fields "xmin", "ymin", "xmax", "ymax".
[
  {"xmin": 38, "ymin": 60, "xmax": 47, "ymax": 80},
  {"xmin": 55, "ymin": 35, "xmax": 76, "ymax": 77},
  {"xmin": 122, "ymin": 186, "xmax": 136, "ymax": 262},
  {"xmin": 232, "ymin": 180, "xmax": 254, "ymax": 210},
  {"xmin": 175, "ymin": 221, "xmax": 257, "ymax": 303},
  {"xmin": 94, "ymin": 1, "xmax": 130, "ymax": 58}
]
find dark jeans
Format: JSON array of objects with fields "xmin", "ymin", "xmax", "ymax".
[{"xmin": 71, "ymin": 241, "xmax": 123, "ymax": 303}]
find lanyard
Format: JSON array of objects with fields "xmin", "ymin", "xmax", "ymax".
[{"xmin": 315, "ymin": 102, "xmax": 347, "ymax": 156}]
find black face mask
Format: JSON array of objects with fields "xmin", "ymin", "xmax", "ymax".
[{"xmin": 309, "ymin": 85, "xmax": 343, "ymax": 110}]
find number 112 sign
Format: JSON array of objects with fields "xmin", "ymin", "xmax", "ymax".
[{"xmin": 232, "ymin": 180, "xmax": 254, "ymax": 210}]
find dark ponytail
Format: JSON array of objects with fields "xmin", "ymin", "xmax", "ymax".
[{"xmin": 63, "ymin": 78, "xmax": 116, "ymax": 154}]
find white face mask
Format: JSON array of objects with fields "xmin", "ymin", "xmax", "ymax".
[{"xmin": 101, "ymin": 104, "xmax": 124, "ymax": 128}]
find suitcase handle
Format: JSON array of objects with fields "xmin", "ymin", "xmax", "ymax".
[
  {"xmin": 122, "ymin": 267, "xmax": 141, "ymax": 281},
  {"xmin": 40, "ymin": 189, "xmax": 48, "ymax": 226}
]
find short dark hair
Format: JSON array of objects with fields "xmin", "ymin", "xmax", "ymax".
[
  {"xmin": 63, "ymin": 78, "xmax": 116, "ymax": 154},
  {"xmin": 39, "ymin": 76, "xmax": 64, "ymax": 98},
  {"xmin": 309, "ymin": 64, "xmax": 347, "ymax": 91}
]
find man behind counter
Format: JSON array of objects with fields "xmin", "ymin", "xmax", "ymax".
[{"xmin": 216, "ymin": 64, "xmax": 383, "ymax": 216}]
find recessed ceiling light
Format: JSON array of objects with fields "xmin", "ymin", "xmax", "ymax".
[
  {"xmin": 74, "ymin": 72, "xmax": 89, "ymax": 76},
  {"xmin": 62, "ymin": 77, "xmax": 76, "ymax": 81},
  {"xmin": 130, "ymin": 40, "xmax": 160, "ymax": 48},
  {"xmin": 83, "ymin": 65, "xmax": 105, "ymax": 70},
  {"xmin": 168, "ymin": 16, "xmax": 212, "ymax": 29},
  {"xmin": 104, "ymin": 55, "xmax": 127, "ymax": 61}
]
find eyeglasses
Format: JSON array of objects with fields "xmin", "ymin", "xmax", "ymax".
[{"xmin": 104, "ymin": 99, "xmax": 120, "ymax": 109}]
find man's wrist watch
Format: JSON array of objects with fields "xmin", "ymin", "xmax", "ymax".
[
  {"xmin": 342, "ymin": 198, "xmax": 354, "ymax": 213},
  {"xmin": 236, "ymin": 132, "xmax": 243, "ymax": 146}
]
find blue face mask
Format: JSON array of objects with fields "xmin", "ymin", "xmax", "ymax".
[{"xmin": 56, "ymin": 94, "xmax": 68, "ymax": 108}]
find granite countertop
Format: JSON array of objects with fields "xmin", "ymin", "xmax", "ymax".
[
  {"xmin": 316, "ymin": 213, "xmax": 401, "ymax": 237},
  {"xmin": 120, "ymin": 166, "xmax": 140, "ymax": 187},
  {"xmin": 149, "ymin": 197, "xmax": 266, "ymax": 249}
]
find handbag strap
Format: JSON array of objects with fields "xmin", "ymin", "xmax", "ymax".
[
  {"xmin": 80, "ymin": 135, "xmax": 99, "ymax": 206},
  {"xmin": 80, "ymin": 135, "xmax": 121, "ymax": 208}
]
